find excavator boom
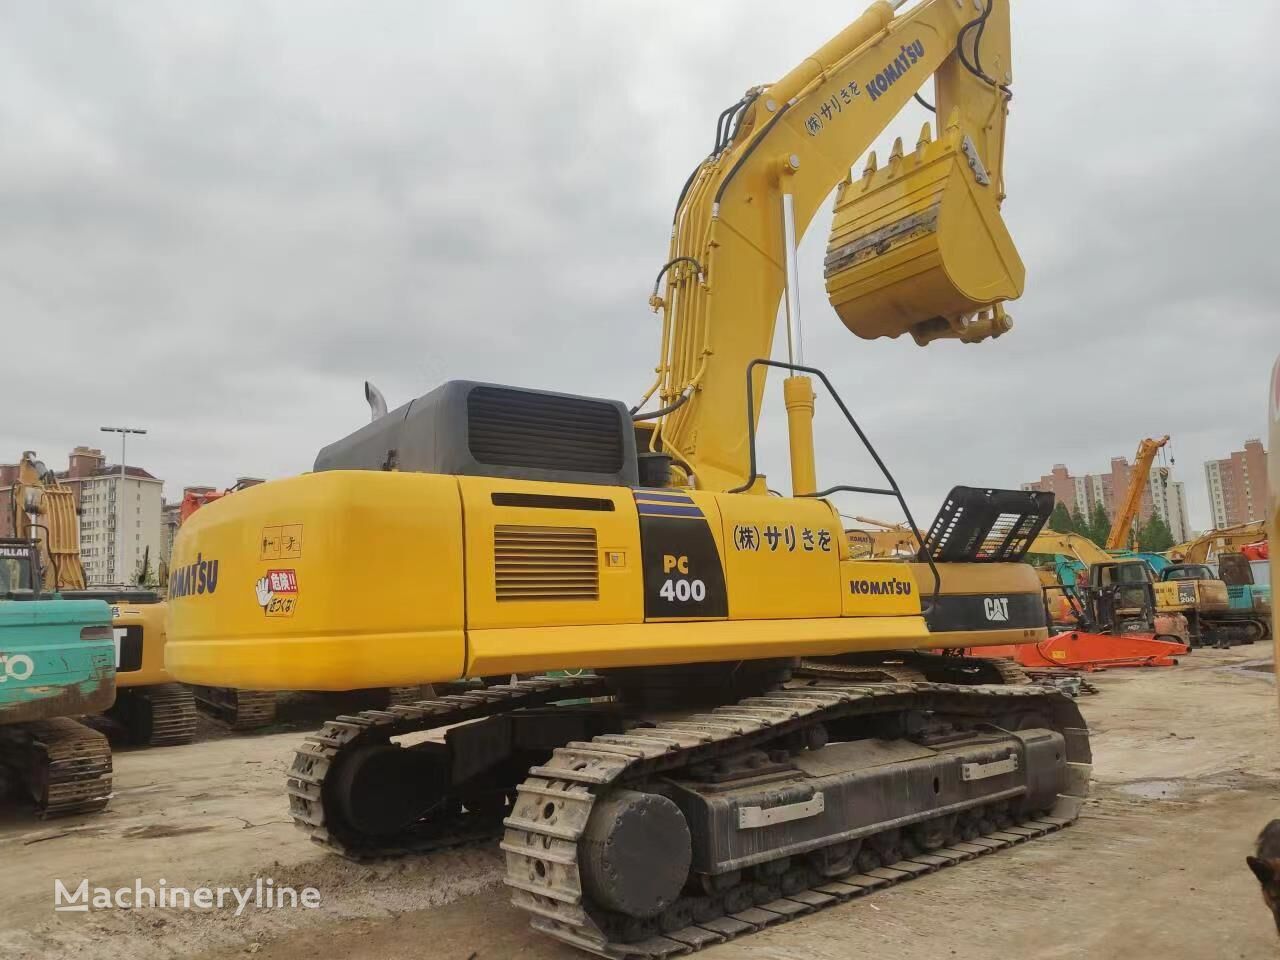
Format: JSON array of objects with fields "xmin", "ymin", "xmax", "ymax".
[
  {"xmin": 641, "ymin": 0, "xmax": 1023, "ymax": 491},
  {"xmin": 1173, "ymin": 520, "xmax": 1268, "ymax": 564}
]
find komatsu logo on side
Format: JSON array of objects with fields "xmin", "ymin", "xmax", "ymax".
[
  {"xmin": 984, "ymin": 597, "xmax": 1011, "ymax": 622},
  {"xmin": 849, "ymin": 578, "xmax": 912, "ymax": 596},
  {"xmin": 866, "ymin": 40, "xmax": 925, "ymax": 102},
  {"xmin": 170, "ymin": 554, "xmax": 219, "ymax": 599}
]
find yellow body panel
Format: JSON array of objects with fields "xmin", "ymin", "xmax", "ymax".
[
  {"xmin": 716, "ymin": 494, "xmax": 842, "ymax": 620},
  {"xmin": 840, "ymin": 561, "xmax": 920, "ymax": 617},
  {"xmin": 1154, "ymin": 578, "xmax": 1230, "ymax": 615},
  {"xmin": 460, "ymin": 477, "xmax": 644, "ymax": 629},
  {"xmin": 166, "ymin": 471, "xmax": 467, "ymax": 690},
  {"xmin": 111, "ymin": 600, "xmax": 174, "ymax": 689},
  {"xmin": 165, "ymin": 469, "xmax": 1048, "ymax": 691},
  {"xmin": 465, "ymin": 616, "xmax": 936, "ymax": 678}
]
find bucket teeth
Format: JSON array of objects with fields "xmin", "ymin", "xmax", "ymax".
[
  {"xmin": 889, "ymin": 136, "xmax": 904, "ymax": 166},
  {"xmin": 861, "ymin": 150, "xmax": 878, "ymax": 179},
  {"xmin": 917, "ymin": 121, "xmax": 933, "ymax": 151}
]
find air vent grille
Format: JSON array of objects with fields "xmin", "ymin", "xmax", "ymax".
[
  {"xmin": 494, "ymin": 525, "xmax": 599, "ymax": 602},
  {"xmin": 468, "ymin": 387, "xmax": 624, "ymax": 474}
]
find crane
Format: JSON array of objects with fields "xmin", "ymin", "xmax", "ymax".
[
  {"xmin": 165, "ymin": 2, "xmax": 1092, "ymax": 953},
  {"xmin": 1105, "ymin": 436, "xmax": 1169, "ymax": 550}
]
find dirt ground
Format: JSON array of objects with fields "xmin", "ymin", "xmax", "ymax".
[{"xmin": 2, "ymin": 647, "xmax": 1278, "ymax": 960}]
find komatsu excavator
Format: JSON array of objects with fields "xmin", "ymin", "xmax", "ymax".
[
  {"xmin": 166, "ymin": 1, "xmax": 1093, "ymax": 953},
  {"xmin": 10, "ymin": 452, "xmax": 197, "ymax": 746}
]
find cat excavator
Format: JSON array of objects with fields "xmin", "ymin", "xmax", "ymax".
[{"xmin": 166, "ymin": 1, "xmax": 1094, "ymax": 954}]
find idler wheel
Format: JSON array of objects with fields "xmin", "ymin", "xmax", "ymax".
[
  {"xmin": 580, "ymin": 790, "xmax": 691, "ymax": 918},
  {"xmin": 330, "ymin": 743, "xmax": 451, "ymax": 837}
]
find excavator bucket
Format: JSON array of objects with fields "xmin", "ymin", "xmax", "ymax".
[{"xmin": 824, "ymin": 116, "xmax": 1025, "ymax": 346}]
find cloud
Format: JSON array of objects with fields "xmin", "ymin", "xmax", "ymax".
[{"xmin": 1, "ymin": 0, "xmax": 1274, "ymax": 533}]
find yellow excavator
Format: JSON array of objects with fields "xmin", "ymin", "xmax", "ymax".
[
  {"xmin": 10, "ymin": 452, "xmax": 197, "ymax": 746},
  {"xmin": 1172, "ymin": 521, "xmax": 1267, "ymax": 564},
  {"xmin": 843, "ymin": 515, "xmax": 920, "ymax": 559},
  {"xmin": 167, "ymin": 1, "xmax": 1093, "ymax": 953}
]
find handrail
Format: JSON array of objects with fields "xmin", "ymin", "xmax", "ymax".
[{"xmin": 726, "ymin": 358, "xmax": 941, "ymax": 615}]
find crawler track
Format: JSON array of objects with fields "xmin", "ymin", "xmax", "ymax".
[
  {"xmin": 503, "ymin": 682, "xmax": 1089, "ymax": 957},
  {"xmin": 114, "ymin": 684, "xmax": 198, "ymax": 746},
  {"xmin": 191, "ymin": 686, "xmax": 277, "ymax": 730},
  {"xmin": 286, "ymin": 675, "xmax": 610, "ymax": 859},
  {"xmin": 0, "ymin": 717, "xmax": 113, "ymax": 818}
]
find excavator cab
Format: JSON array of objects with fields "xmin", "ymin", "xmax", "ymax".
[
  {"xmin": 0, "ymin": 539, "xmax": 37, "ymax": 598},
  {"xmin": 1087, "ymin": 560, "xmax": 1159, "ymax": 636},
  {"xmin": 825, "ymin": 116, "xmax": 1024, "ymax": 347}
]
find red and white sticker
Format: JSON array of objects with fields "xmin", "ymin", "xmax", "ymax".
[{"xmin": 256, "ymin": 569, "xmax": 299, "ymax": 618}]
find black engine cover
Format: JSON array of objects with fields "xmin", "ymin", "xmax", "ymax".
[{"xmin": 315, "ymin": 380, "xmax": 638, "ymax": 487}]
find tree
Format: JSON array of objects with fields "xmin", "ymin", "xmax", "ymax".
[
  {"xmin": 1087, "ymin": 502, "xmax": 1111, "ymax": 547},
  {"xmin": 1048, "ymin": 502, "xmax": 1074, "ymax": 534},
  {"xmin": 1137, "ymin": 515, "xmax": 1174, "ymax": 552},
  {"xmin": 135, "ymin": 545, "xmax": 154, "ymax": 587},
  {"xmin": 1070, "ymin": 507, "xmax": 1090, "ymax": 536}
]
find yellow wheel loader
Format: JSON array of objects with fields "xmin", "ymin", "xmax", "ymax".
[{"xmin": 167, "ymin": 1, "xmax": 1093, "ymax": 953}]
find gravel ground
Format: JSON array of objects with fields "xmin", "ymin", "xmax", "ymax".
[{"xmin": 2, "ymin": 645, "xmax": 1276, "ymax": 960}]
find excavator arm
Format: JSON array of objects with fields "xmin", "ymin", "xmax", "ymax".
[
  {"xmin": 1029, "ymin": 531, "xmax": 1113, "ymax": 568},
  {"xmin": 9, "ymin": 452, "xmax": 86, "ymax": 591},
  {"xmin": 1172, "ymin": 520, "xmax": 1268, "ymax": 564},
  {"xmin": 1105, "ymin": 436, "xmax": 1169, "ymax": 550},
  {"xmin": 639, "ymin": 0, "xmax": 1022, "ymax": 491}
]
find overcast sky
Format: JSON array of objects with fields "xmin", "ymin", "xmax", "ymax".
[{"xmin": 2, "ymin": 0, "xmax": 1276, "ymax": 532}]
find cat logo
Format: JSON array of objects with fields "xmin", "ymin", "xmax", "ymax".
[{"xmin": 983, "ymin": 597, "xmax": 1011, "ymax": 622}]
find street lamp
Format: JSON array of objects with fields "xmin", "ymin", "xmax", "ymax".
[{"xmin": 100, "ymin": 426, "xmax": 146, "ymax": 584}]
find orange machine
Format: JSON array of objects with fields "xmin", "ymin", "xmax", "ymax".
[{"xmin": 179, "ymin": 489, "xmax": 226, "ymax": 523}]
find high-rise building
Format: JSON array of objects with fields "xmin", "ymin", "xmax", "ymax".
[
  {"xmin": 0, "ymin": 446, "xmax": 163, "ymax": 585},
  {"xmin": 1148, "ymin": 466, "xmax": 1189, "ymax": 543},
  {"xmin": 1024, "ymin": 447, "xmax": 1188, "ymax": 543},
  {"xmin": 1204, "ymin": 439, "xmax": 1269, "ymax": 528}
]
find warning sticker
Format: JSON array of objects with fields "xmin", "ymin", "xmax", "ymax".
[
  {"xmin": 260, "ymin": 525, "xmax": 303, "ymax": 560},
  {"xmin": 256, "ymin": 568, "xmax": 299, "ymax": 618}
]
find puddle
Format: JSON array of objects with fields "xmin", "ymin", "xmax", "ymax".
[
  {"xmin": 1224, "ymin": 659, "xmax": 1275, "ymax": 681},
  {"xmin": 1115, "ymin": 779, "xmax": 1186, "ymax": 800}
]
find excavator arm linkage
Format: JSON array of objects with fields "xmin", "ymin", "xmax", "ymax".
[{"xmin": 646, "ymin": 0, "xmax": 1023, "ymax": 490}]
